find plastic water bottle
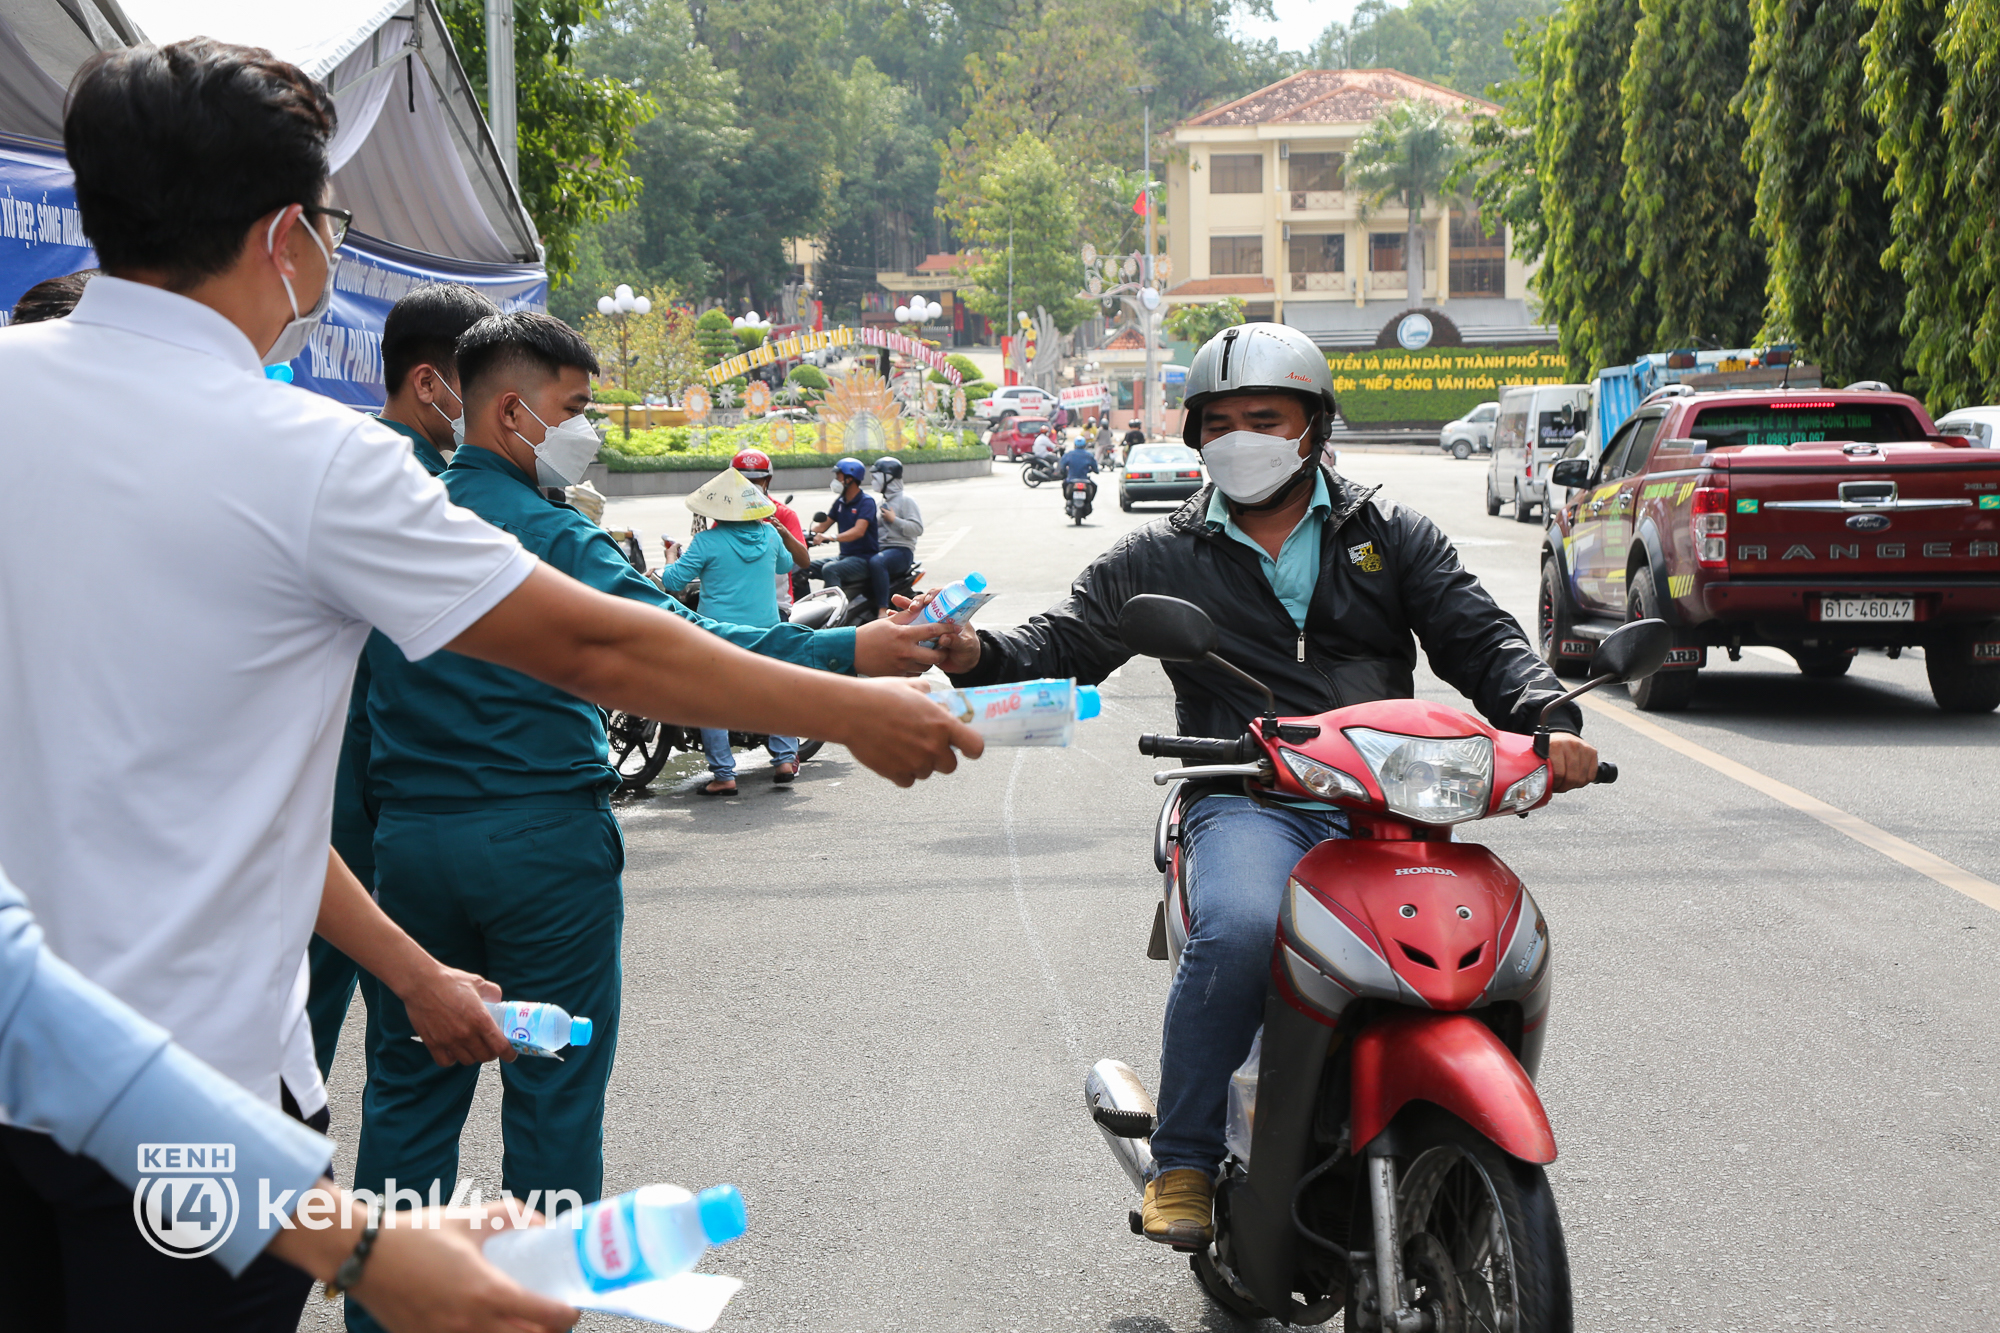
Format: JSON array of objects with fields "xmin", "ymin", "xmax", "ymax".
[
  {"xmin": 483, "ymin": 1184, "xmax": 746, "ymax": 1300},
  {"xmin": 487, "ymin": 1001, "xmax": 593, "ymax": 1058},
  {"xmin": 915, "ymin": 572, "xmax": 992, "ymax": 644},
  {"xmin": 929, "ymin": 678, "xmax": 1102, "ymax": 746}
]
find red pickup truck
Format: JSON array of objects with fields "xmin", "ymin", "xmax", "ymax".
[{"xmin": 1540, "ymin": 387, "xmax": 2000, "ymax": 712}]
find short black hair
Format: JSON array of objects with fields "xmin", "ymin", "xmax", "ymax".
[
  {"xmin": 456, "ymin": 312, "xmax": 601, "ymax": 402},
  {"xmin": 382, "ymin": 284, "xmax": 500, "ymax": 393},
  {"xmin": 64, "ymin": 39, "xmax": 337, "ymax": 286},
  {"xmin": 10, "ymin": 270, "xmax": 98, "ymax": 325}
]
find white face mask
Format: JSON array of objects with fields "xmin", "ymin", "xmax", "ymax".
[
  {"xmin": 1200, "ymin": 427, "xmax": 1311, "ymax": 505},
  {"xmin": 512, "ymin": 401, "xmax": 600, "ymax": 488},
  {"xmin": 429, "ymin": 378, "xmax": 466, "ymax": 451},
  {"xmin": 262, "ymin": 209, "xmax": 333, "ymax": 366}
]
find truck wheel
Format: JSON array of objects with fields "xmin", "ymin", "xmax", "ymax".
[
  {"xmin": 1512, "ymin": 483, "xmax": 1538, "ymax": 524},
  {"xmin": 1627, "ymin": 568, "xmax": 1696, "ymax": 711},
  {"xmin": 1538, "ymin": 559, "xmax": 1588, "ymax": 678},
  {"xmin": 1485, "ymin": 476, "xmax": 1502, "ymax": 517},
  {"xmin": 1453, "ymin": 439, "xmax": 1473, "ymax": 460},
  {"xmin": 1927, "ymin": 626, "xmax": 2000, "ymax": 713},
  {"xmin": 1790, "ymin": 647, "xmax": 1855, "ymax": 679}
]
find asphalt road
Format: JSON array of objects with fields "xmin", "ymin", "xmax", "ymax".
[{"xmin": 308, "ymin": 450, "xmax": 2000, "ymax": 1332}]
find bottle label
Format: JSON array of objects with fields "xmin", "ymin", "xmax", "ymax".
[{"xmin": 574, "ymin": 1194, "xmax": 657, "ymax": 1292}]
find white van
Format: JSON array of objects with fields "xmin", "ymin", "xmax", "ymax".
[{"xmin": 1485, "ymin": 383, "xmax": 1590, "ymax": 523}]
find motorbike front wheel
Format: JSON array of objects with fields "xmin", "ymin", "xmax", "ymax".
[
  {"xmin": 1390, "ymin": 1110, "xmax": 1572, "ymax": 1333},
  {"xmin": 1021, "ymin": 461, "xmax": 1048, "ymax": 488},
  {"xmin": 603, "ymin": 710, "xmax": 677, "ymax": 792}
]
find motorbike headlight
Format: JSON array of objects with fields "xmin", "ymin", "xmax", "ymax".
[
  {"xmin": 1496, "ymin": 765, "xmax": 1549, "ymax": 814},
  {"xmin": 1342, "ymin": 728, "xmax": 1494, "ymax": 824},
  {"xmin": 1279, "ymin": 749, "xmax": 1368, "ymax": 802}
]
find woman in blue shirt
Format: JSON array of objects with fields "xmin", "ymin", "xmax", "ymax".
[{"xmin": 658, "ymin": 469, "xmax": 801, "ymax": 792}]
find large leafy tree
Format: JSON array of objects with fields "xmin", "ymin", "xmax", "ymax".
[
  {"xmin": 440, "ymin": 0, "xmax": 653, "ymax": 285},
  {"xmin": 1740, "ymin": 0, "xmax": 1905, "ymax": 385},
  {"xmin": 1309, "ymin": 0, "xmax": 1558, "ymax": 98},
  {"xmin": 1349, "ymin": 99, "xmax": 1466, "ymax": 309},
  {"xmin": 958, "ymin": 135, "xmax": 1093, "ymax": 332},
  {"xmin": 1864, "ymin": 0, "xmax": 1973, "ymax": 404},
  {"xmin": 1531, "ymin": 0, "xmax": 1656, "ymax": 377},
  {"xmin": 1620, "ymin": 0, "xmax": 1765, "ymax": 351},
  {"xmin": 1458, "ymin": 14, "xmax": 1550, "ymax": 268},
  {"xmin": 1938, "ymin": 0, "xmax": 2000, "ymax": 403},
  {"xmin": 817, "ymin": 59, "xmax": 944, "ymax": 320}
]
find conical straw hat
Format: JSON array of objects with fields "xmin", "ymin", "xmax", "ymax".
[{"xmin": 686, "ymin": 467, "xmax": 776, "ymax": 522}]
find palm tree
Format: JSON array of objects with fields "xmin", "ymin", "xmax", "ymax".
[{"xmin": 1348, "ymin": 100, "xmax": 1467, "ymax": 308}]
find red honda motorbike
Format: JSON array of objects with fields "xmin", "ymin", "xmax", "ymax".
[{"xmin": 1085, "ymin": 595, "xmax": 1671, "ymax": 1330}]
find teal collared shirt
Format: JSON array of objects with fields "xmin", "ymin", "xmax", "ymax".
[
  {"xmin": 1205, "ymin": 471, "xmax": 1331, "ymax": 629},
  {"xmin": 365, "ymin": 444, "xmax": 857, "ymax": 806},
  {"xmin": 378, "ymin": 415, "xmax": 450, "ymax": 477}
]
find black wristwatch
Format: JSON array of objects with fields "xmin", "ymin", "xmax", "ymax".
[{"xmin": 324, "ymin": 1201, "xmax": 382, "ymax": 1301}]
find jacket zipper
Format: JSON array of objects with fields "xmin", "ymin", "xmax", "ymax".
[{"xmin": 1297, "ymin": 631, "xmax": 1306, "ymax": 663}]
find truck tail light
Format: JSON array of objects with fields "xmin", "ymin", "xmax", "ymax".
[{"xmin": 1692, "ymin": 484, "xmax": 1729, "ymax": 568}]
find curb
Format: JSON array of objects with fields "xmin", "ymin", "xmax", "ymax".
[{"xmin": 585, "ymin": 457, "xmax": 994, "ymax": 498}]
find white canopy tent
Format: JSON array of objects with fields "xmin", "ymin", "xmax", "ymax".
[{"xmin": 0, "ymin": 0, "xmax": 540, "ymax": 264}]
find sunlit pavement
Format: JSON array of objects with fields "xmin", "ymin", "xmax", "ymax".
[{"xmin": 308, "ymin": 452, "xmax": 1999, "ymax": 1331}]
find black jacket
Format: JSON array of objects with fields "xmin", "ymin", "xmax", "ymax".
[{"xmin": 950, "ymin": 468, "xmax": 1582, "ymax": 740}]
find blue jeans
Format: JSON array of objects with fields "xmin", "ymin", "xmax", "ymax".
[
  {"xmin": 819, "ymin": 555, "xmax": 870, "ymax": 601},
  {"xmin": 700, "ymin": 728, "xmax": 798, "ymax": 780},
  {"xmin": 1149, "ymin": 795, "xmax": 1348, "ymax": 1178},
  {"xmin": 867, "ymin": 546, "xmax": 914, "ymax": 613}
]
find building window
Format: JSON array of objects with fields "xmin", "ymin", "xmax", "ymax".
[
  {"xmin": 1289, "ymin": 233, "xmax": 1344, "ymax": 273},
  {"xmin": 1369, "ymin": 232, "xmax": 1407, "ymax": 272},
  {"xmin": 1211, "ymin": 235, "xmax": 1264, "ymax": 275},
  {"xmin": 1288, "ymin": 152, "xmax": 1343, "ymax": 192},
  {"xmin": 1449, "ymin": 210, "xmax": 1506, "ymax": 295},
  {"xmin": 1209, "ymin": 153, "xmax": 1263, "ymax": 194}
]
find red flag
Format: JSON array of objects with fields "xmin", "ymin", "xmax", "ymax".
[{"xmin": 1132, "ymin": 188, "xmax": 1150, "ymax": 217}]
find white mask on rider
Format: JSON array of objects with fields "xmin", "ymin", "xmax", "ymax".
[
  {"xmin": 262, "ymin": 209, "xmax": 334, "ymax": 366},
  {"xmin": 1200, "ymin": 427, "xmax": 1311, "ymax": 505},
  {"xmin": 511, "ymin": 401, "xmax": 601, "ymax": 488}
]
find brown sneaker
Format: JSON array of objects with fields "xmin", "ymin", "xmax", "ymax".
[{"xmin": 1141, "ymin": 1168, "xmax": 1214, "ymax": 1249}]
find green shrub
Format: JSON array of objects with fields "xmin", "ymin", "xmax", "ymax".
[
  {"xmin": 957, "ymin": 380, "xmax": 997, "ymax": 404},
  {"xmin": 600, "ymin": 431, "xmax": 987, "ymax": 472},
  {"xmin": 595, "ymin": 387, "xmax": 641, "ymax": 405},
  {"xmin": 786, "ymin": 364, "xmax": 830, "ymax": 392},
  {"xmin": 929, "ymin": 353, "xmax": 984, "ymax": 385},
  {"xmin": 732, "ymin": 327, "xmax": 767, "ymax": 351}
]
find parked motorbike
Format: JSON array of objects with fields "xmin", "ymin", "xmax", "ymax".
[
  {"xmin": 1063, "ymin": 478, "xmax": 1096, "ymax": 525},
  {"xmin": 1022, "ymin": 453, "xmax": 1063, "ymax": 487},
  {"xmin": 1083, "ymin": 594, "xmax": 1672, "ymax": 1330}
]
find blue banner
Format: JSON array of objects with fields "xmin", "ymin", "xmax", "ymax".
[
  {"xmin": 0, "ymin": 134, "xmax": 96, "ymax": 322},
  {"xmin": 0, "ymin": 134, "xmax": 546, "ymax": 408},
  {"xmin": 290, "ymin": 233, "xmax": 546, "ymax": 408}
]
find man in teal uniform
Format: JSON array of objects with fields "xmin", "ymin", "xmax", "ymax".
[
  {"xmin": 350, "ymin": 314, "xmax": 944, "ymax": 1332},
  {"xmin": 307, "ymin": 283, "xmax": 500, "ymax": 1081}
]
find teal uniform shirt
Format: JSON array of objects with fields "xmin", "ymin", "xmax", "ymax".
[{"xmin": 364, "ymin": 444, "xmax": 857, "ymax": 806}]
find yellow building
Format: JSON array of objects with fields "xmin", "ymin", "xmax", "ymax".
[{"xmin": 1165, "ymin": 70, "xmax": 1553, "ymax": 348}]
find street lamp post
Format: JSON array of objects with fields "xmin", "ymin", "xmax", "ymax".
[{"xmin": 595, "ymin": 284, "xmax": 653, "ymax": 439}]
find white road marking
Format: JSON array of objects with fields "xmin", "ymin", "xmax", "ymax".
[
  {"xmin": 1002, "ymin": 749, "xmax": 1085, "ymax": 1061},
  {"xmin": 1579, "ymin": 694, "xmax": 2000, "ymax": 912},
  {"xmin": 918, "ymin": 525, "xmax": 970, "ymax": 564}
]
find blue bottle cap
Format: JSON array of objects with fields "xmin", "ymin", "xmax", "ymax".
[
  {"xmin": 1076, "ymin": 685, "xmax": 1101, "ymax": 720},
  {"xmin": 264, "ymin": 364, "xmax": 294, "ymax": 382},
  {"xmin": 696, "ymin": 1185, "xmax": 747, "ymax": 1245},
  {"xmin": 568, "ymin": 1016, "xmax": 593, "ymax": 1047},
  {"xmin": 963, "ymin": 571, "xmax": 987, "ymax": 592}
]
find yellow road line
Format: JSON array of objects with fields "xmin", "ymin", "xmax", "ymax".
[{"xmin": 1578, "ymin": 694, "xmax": 2000, "ymax": 913}]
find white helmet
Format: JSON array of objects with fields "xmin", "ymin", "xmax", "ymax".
[{"xmin": 1181, "ymin": 322, "xmax": 1337, "ymax": 450}]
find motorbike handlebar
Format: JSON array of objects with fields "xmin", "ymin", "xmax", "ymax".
[
  {"xmin": 1137, "ymin": 734, "xmax": 1261, "ymax": 763},
  {"xmin": 1593, "ymin": 760, "xmax": 1618, "ymax": 785}
]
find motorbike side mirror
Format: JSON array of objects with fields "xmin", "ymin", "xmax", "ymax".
[
  {"xmin": 1590, "ymin": 617, "xmax": 1673, "ymax": 682},
  {"xmin": 811, "ymin": 511, "xmax": 829, "ymax": 524},
  {"xmin": 1549, "ymin": 456, "xmax": 1592, "ymax": 490},
  {"xmin": 1118, "ymin": 595, "xmax": 1220, "ymax": 662}
]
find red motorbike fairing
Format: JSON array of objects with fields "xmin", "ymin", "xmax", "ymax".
[
  {"xmin": 1280, "ymin": 839, "xmax": 1523, "ymax": 1014},
  {"xmin": 1350, "ymin": 1011, "xmax": 1557, "ymax": 1164}
]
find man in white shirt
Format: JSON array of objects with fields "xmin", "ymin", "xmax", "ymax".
[{"xmin": 0, "ymin": 38, "xmax": 979, "ymax": 1332}]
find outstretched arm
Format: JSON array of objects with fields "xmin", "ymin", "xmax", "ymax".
[{"xmin": 941, "ymin": 535, "xmax": 1140, "ymax": 687}]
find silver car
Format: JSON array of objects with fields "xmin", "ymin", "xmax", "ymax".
[{"xmin": 1439, "ymin": 402, "xmax": 1498, "ymax": 459}]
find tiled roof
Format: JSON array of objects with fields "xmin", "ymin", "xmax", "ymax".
[
  {"xmin": 1103, "ymin": 326, "xmax": 1147, "ymax": 350},
  {"xmin": 1165, "ymin": 276, "xmax": 1276, "ymax": 297},
  {"xmin": 1183, "ymin": 69, "xmax": 1495, "ymax": 128},
  {"xmin": 914, "ymin": 252, "xmax": 972, "ymax": 273}
]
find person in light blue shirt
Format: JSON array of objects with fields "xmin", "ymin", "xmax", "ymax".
[
  {"xmin": 658, "ymin": 469, "xmax": 799, "ymax": 791},
  {"xmin": 0, "ymin": 864, "xmax": 576, "ymax": 1331}
]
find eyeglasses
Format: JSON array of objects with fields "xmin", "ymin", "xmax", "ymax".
[{"xmin": 300, "ymin": 204, "xmax": 353, "ymax": 250}]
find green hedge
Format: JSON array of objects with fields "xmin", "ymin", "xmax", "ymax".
[
  {"xmin": 1327, "ymin": 345, "xmax": 1569, "ymax": 427},
  {"xmin": 600, "ymin": 420, "xmax": 983, "ymax": 460}
]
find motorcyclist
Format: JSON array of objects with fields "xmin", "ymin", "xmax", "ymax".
[
  {"xmin": 1031, "ymin": 425, "xmax": 1058, "ymax": 464},
  {"xmin": 868, "ymin": 456, "xmax": 924, "ymax": 620},
  {"xmin": 731, "ymin": 447, "xmax": 809, "ymax": 608},
  {"xmin": 935, "ymin": 322, "xmax": 1597, "ymax": 1248},
  {"xmin": 809, "ymin": 457, "xmax": 881, "ymax": 607},
  {"xmin": 1059, "ymin": 432, "xmax": 1098, "ymax": 513},
  {"xmin": 1123, "ymin": 415, "xmax": 1146, "ymax": 452}
]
